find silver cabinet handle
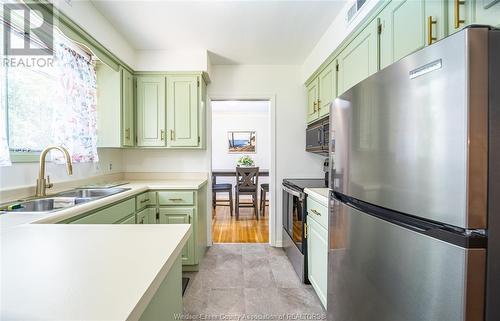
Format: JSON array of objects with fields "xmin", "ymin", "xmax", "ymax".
[
  {"xmin": 168, "ymin": 198, "xmax": 183, "ymax": 201},
  {"xmin": 311, "ymin": 209, "xmax": 321, "ymax": 216},
  {"xmin": 140, "ymin": 199, "xmax": 150, "ymax": 203}
]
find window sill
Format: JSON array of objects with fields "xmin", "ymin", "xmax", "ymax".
[{"xmin": 10, "ymin": 152, "xmax": 40, "ymax": 163}]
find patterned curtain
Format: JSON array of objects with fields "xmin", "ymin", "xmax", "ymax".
[{"xmin": 50, "ymin": 41, "xmax": 99, "ymax": 163}]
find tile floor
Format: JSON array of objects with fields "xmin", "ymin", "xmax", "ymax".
[{"xmin": 182, "ymin": 244, "xmax": 326, "ymax": 320}]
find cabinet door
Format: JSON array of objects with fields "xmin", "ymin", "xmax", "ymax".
[
  {"xmin": 425, "ymin": 0, "xmax": 447, "ymax": 45},
  {"xmin": 307, "ymin": 217, "xmax": 328, "ymax": 309},
  {"xmin": 159, "ymin": 208, "xmax": 195, "ymax": 265},
  {"xmin": 338, "ymin": 19, "xmax": 379, "ymax": 95},
  {"xmin": 137, "ymin": 208, "xmax": 156, "ymax": 224},
  {"xmin": 475, "ymin": 0, "xmax": 500, "ymax": 27},
  {"xmin": 121, "ymin": 214, "xmax": 136, "ymax": 224},
  {"xmin": 318, "ymin": 61, "xmax": 336, "ymax": 118},
  {"xmin": 306, "ymin": 79, "xmax": 319, "ymax": 124},
  {"xmin": 448, "ymin": 0, "xmax": 475, "ymax": 34},
  {"xmin": 136, "ymin": 76, "xmax": 166, "ymax": 147},
  {"xmin": 166, "ymin": 75, "xmax": 199, "ymax": 147},
  {"xmin": 379, "ymin": 0, "xmax": 426, "ymax": 69},
  {"xmin": 121, "ymin": 68, "xmax": 135, "ymax": 147}
]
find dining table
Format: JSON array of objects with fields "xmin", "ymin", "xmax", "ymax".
[{"xmin": 211, "ymin": 169, "xmax": 269, "ymax": 184}]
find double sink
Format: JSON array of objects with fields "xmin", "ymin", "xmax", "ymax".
[{"xmin": 1, "ymin": 188, "xmax": 129, "ymax": 214}]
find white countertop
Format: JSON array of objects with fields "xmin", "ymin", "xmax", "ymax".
[
  {"xmin": 0, "ymin": 178, "xmax": 206, "ymax": 320},
  {"xmin": 1, "ymin": 178, "xmax": 207, "ymax": 226},
  {"xmin": 304, "ymin": 188, "xmax": 329, "ymax": 206},
  {"xmin": 1, "ymin": 224, "xmax": 191, "ymax": 321}
]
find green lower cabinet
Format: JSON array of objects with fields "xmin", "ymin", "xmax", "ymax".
[
  {"xmin": 137, "ymin": 208, "xmax": 156, "ymax": 224},
  {"xmin": 307, "ymin": 215, "xmax": 328, "ymax": 309},
  {"xmin": 69, "ymin": 198, "xmax": 135, "ymax": 224},
  {"xmin": 159, "ymin": 208, "xmax": 196, "ymax": 265},
  {"xmin": 139, "ymin": 255, "xmax": 182, "ymax": 321},
  {"xmin": 120, "ymin": 214, "xmax": 136, "ymax": 224}
]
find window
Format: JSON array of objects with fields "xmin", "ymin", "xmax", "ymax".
[{"xmin": 1, "ymin": 14, "xmax": 99, "ymax": 164}]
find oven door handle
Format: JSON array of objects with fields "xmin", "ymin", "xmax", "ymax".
[{"xmin": 282, "ymin": 185, "xmax": 305, "ymax": 200}]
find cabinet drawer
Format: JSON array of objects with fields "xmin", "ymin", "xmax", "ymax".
[
  {"xmin": 136, "ymin": 192, "xmax": 155, "ymax": 211},
  {"xmin": 307, "ymin": 197, "xmax": 328, "ymax": 229},
  {"xmin": 72, "ymin": 198, "xmax": 135, "ymax": 224},
  {"xmin": 158, "ymin": 191, "xmax": 194, "ymax": 206}
]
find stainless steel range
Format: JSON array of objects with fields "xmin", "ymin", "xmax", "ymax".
[{"xmin": 282, "ymin": 178, "xmax": 327, "ymax": 283}]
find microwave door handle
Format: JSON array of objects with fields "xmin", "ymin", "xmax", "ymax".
[{"xmin": 282, "ymin": 185, "xmax": 305, "ymax": 199}]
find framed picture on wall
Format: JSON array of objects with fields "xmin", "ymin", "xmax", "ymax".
[{"xmin": 228, "ymin": 131, "xmax": 256, "ymax": 153}]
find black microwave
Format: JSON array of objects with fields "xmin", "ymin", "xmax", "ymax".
[{"xmin": 306, "ymin": 117, "xmax": 329, "ymax": 155}]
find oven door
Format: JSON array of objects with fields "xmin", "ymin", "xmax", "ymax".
[{"xmin": 282, "ymin": 184, "xmax": 306, "ymax": 253}]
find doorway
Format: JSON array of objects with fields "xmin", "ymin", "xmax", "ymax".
[{"xmin": 210, "ymin": 100, "xmax": 272, "ymax": 243}]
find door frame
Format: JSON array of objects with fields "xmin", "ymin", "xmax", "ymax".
[{"xmin": 207, "ymin": 94, "xmax": 277, "ymax": 246}]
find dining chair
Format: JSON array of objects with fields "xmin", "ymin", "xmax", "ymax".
[
  {"xmin": 212, "ymin": 181, "xmax": 234, "ymax": 217},
  {"xmin": 234, "ymin": 166, "xmax": 259, "ymax": 219},
  {"xmin": 259, "ymin": 183, "xmax": 269, "ymax": 217}
]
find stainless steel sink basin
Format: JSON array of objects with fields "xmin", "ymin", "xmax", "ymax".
[
  {"xmin": 7, "ymin": 197, "xmax": 92, "ymax": 213},
  {"xmin": 1, "ymin": 187, "xmax": 130, "ymax": 214},
  {"xmin": 56, "ymin": 188, "xmax": 129, "ymax": 199}
]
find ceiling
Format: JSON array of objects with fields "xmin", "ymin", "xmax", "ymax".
[{"xmin": 90, "ymin": 0, "xmax": 345, "ymax": 65}]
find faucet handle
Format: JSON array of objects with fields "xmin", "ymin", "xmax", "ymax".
[{"xmin": 46, "ymin": 176, "xmax": 54, "ymax": 189}]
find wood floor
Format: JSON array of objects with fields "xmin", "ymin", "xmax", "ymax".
[{"xmin": 211, "ymin": 200, "xmax": 269, "ymax": 243}]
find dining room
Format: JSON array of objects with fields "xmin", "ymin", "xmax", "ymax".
[{"xmin": 210, "ymin": 100, "xmax": 271, "ymax": 243}]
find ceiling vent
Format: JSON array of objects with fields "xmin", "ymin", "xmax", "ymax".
[{"xmin": 347, "ymin": 0, "xmax": 367, "ymax": 24}]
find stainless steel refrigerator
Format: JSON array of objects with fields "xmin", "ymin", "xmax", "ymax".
[{"xmin": 328, "ymin": 27, "xmax": 500, "ymax": 321}]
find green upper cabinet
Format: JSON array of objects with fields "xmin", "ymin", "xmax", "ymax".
[
  {"xmin": 96, "ymin": 63, "xmax": 123, "ymax": 148},
  {"xmin": 166, "ymin": 75, "xmax": 199, "ymax": 147},
  {"xmin": 121, "ymin": 68, "xmax": 135, "ymax": 147},
  {"xmin": 136, "ymin": 76, "xmax": 166, "ymax": 147},
  {"xmin": 338, "ymin": 19, "xmax": 379, "ymax": 95},
  {"xmin": 379, "ymin": 0, "xmax": 446, "ymax": 69},
  {"xmin": 134, "ymin": 72, "xmax": 207, "ymax": 149},
  {"xmin": 475, "ymin": 0, "xmax": 500, "ymax": 27},
  {"xmin": 448, "ymin": 0, "xmax": 474, "ymax": 34},
  {"xmin": 318, "ymin": 61, "xmax": 336, "ymax": 118},
  {"xmin": 306, "ymin": 79, "xmax": 319, "ymax": 124}
]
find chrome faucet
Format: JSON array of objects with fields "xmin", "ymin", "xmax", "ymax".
[{"xmin": 35, "ymin": 146, "xmax": 73, "ymax": 197}]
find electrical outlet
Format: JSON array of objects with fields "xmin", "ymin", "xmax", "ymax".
[{"xmin": 108, "ymin": 161, "xmax": 113, "ymax": 171}]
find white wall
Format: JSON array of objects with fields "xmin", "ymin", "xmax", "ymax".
[
  {"xmin": 301, "ymin": 0, "xmax": 382, "ymax": 81},
  {"xmin": 134, "ymin": 49, "xmax": 209, "ymax": 71},
  {"xmin": 211, "ymin": 101, "xmax": 271, "ymax": 187},
  {"xmin": 54, "ymin": 0, "xmax": 135, "ymax": 67},
  {"xmin": 121, "ymin": 149, "xmax": 209, "ymax": 173},
  {"xmin": 0, "ymin": 149, "xmax": 123, "ymax": 190},
  {"xmin": 208, "ymin": 65, "xmax": 325, "ymax": 245}
]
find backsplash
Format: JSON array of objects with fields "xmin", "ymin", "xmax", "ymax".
[{"xmin": 0, "ymin": 149, "xmax": 123, "ymax": 191}]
